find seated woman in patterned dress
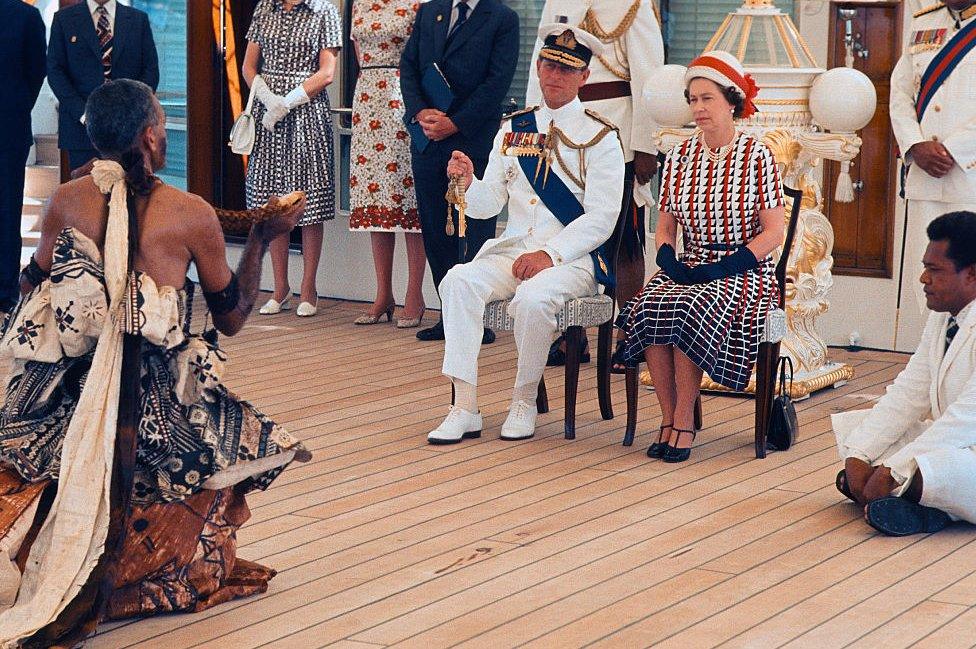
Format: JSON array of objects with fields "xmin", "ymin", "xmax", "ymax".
[
  {"xmin": 617, "ymin": 51, "xmax": 785, "ymax": 463},
  {"xmin": 0, "ymin": 80, "xmax": 310, "ymax": 646}
]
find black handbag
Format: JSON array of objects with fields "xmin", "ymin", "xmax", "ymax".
[{"xmin": 767, "ymin": 356, "xmax": 798, "ymax": 451}]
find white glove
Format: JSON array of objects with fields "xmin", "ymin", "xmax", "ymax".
[
  {"xmin": 252, "ymin": 74, "xmax": 288, "ymax": 131},
  {"xmin": 283, "ymin": 84, "xmax": 310, "ymax": 110}
]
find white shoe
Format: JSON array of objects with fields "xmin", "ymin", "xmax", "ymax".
[
  {"xmin": 500, "ymin": 400, "xmax": 537, "ymax": 440},
  {"xmin": 258, "ymin": 296, "xmax": 291, "ymax": 315},
  {"xmin": 427, "ymin": 406, "xmax": 483, "ymax": 445},
  {"xmin": 296, "ymin": 300, "xmax": 318, "ymax": 317}
]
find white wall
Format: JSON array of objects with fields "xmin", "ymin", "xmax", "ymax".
[{"xmin": 795, "ymin": 0, "xmax": 925, "ymax": 352}]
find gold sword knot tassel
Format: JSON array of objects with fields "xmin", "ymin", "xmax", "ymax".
[{"xmin": 445, "ymin": 174, "xmax": 468, "ymax": 237}]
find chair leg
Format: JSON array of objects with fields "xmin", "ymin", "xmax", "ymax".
[
  {"xmin": 564, "ymin": 326, "xmax": 582, "ymax": 440},
  {"xmin": 754, "ymin": 342, "xmax": 780, "ymax": 459},
  {"xmin": 694, "ymin": 394, "xmax": 703, "ymax": 431},
  {"xmin": 597, "ymin": 321, "xmax": 613, "ymax": 420},
  {"xmin": 624, "ymin": 365, "xmax": 639, "ymax": 446},
  {"xmin": 536, "ymin": 376, "xmax": 549, "ymax": 414}
]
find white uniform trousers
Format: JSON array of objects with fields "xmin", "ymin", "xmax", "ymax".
[
  {"xmin": 897, "ymin": 199, "xmax": 976, "ymax": 350},
  {"xmin": 440, "ymin": 241, "xmax": 597, "ymax": 389},
  {"xmin": 834, "ymin": 411, "xmax": 976, "ymax": 524}
]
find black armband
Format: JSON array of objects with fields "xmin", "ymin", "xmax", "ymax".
[
  {"xmin": 203, "ymin": 273, "xmax": 240, "ymax": 315},
  {"xmin": 21, "ymin": 257, "xmax": 50, "ymax": 289}
]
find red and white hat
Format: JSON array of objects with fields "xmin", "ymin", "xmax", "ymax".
[{"xmin": 685, "ymin": 50, "xmax": 760, "ymax": 119}]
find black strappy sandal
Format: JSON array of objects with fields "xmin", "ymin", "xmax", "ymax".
[
  {"xmin": 663, "ymin": 428, "xmax": 696, "ymax": 463},
  {"xmin": 546, "ymin": 333, "xmax": 590, "ymax": 366},
  {"xmin": 610, "ymin": 339, "xmax": 635, "ymax": 374},
  {"xmin": 647, "ymin": 423, "xmax": 673, "ymax": 459}
]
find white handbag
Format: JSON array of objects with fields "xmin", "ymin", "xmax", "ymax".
[{"xmin": 228, "ymin": 87, "xmax": 257, "ymax": 155}]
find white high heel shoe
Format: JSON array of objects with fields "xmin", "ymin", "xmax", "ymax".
[
  {"xmin": 258, "ymin": 295, "xmax": 291, "ymax": 315},
  {"xmin": 296, "ymin": 300, "xmax": 318, "ymax": 317}
]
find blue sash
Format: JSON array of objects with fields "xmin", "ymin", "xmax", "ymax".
[
  {"xmin": 510, "ymin": 111, "xmax": 614, "ymax": 287},
  {"xmin": 916, "ymin": 17, "xmax": 976, "ymax": 121}
]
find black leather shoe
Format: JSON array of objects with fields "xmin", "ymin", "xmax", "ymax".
[
  {"xmin": 482, "ymin": 328, "xmax": 495, "ymax": 345},
  {"xmin": 647, "ymin": 424, "xmax": 672, "ymax": 459},
  {"xmin": 662, "ymin": 428, "xmax": 696, "ymax": 463},
  {"xmin": 416, "ymin": 320, "xmax": 445, "ymax": 341},
  {"xmin": 866, "ymin": 497, "xmax": 951, "ymax": 536}
]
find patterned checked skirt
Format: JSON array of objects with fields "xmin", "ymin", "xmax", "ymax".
[{"xmin": 616, "ymin": 264, "xmax": 778, "ymax": 391}]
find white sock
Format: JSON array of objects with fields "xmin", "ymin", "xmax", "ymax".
[
  {"xmin": 453, "ymin": 378, "xmax": 478, "ymax": 413},
  {"xmin": 512, "ymin": 382, "xmax": 537, "ymax": 406}
]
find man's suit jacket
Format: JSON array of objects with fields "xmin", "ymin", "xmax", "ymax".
[
  {"xmin": 399, "ymin": 0, "xmax": 519, "ymax": 161},
  {"xmin": 834, "ymin": 303, "xmax": 976, "ymax": 484},
  {"xmin": 0, "ymin": 0, "xmax": 46, "ymax": 152},
  {"xmin": 47, "ymin": 2, "xmax": 160, "ymax": 150}
]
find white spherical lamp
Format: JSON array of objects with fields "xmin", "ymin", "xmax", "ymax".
[
  {"xmin": 644, "ymin": 64, "xmax": 694, "ymax": 128},
  {"xmin": 809, "ymin": 67, "xmax": 877, "ymax": 133}
]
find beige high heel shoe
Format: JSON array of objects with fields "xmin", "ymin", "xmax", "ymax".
[
  {"xmin": 396, "ymin": 306, "xmax": 426, "ymax": 329},
  {"xmin": 354, "ymin": 302, "xmax": 395, "ymax": 325}
]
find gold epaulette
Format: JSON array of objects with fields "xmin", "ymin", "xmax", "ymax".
[
  {"xmin": 914, "ymin": 2, "xmax": 945, "ymax": 18},
  {"xmin": 584, "ymin": 108, "xmax": 619, "ymax": 131},
  {"xmin": 963, "ymin": 4, "xmax": 976, "ymax": 20},
  {"xmin": 503, "ymin": 106, "xmax": 539, "ymax": 120}
]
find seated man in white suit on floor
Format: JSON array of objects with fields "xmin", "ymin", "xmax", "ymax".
[
  {"xmin": 428, "ymin": 24, "xmax": 624, "ymax": 444},
  {"xmin": 833, "ymin": 211, "xmax": 976, "ymax": 536}
]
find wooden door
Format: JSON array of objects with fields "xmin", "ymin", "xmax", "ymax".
[{"xmin": 825, "ymin": 2, "xmax": 901, "ymax": 277}]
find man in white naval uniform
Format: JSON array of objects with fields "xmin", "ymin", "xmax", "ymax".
[
  {"xmin": 427, "ymin": 24, "xmax": 625, "ymax": 444},
  {"xmin": 526, "ymin": 0, "xmax": 665, "ymax": 367},
  {"xmin": 833, "ymin": 211, "xmax": 976, "ymax": 536},
  {"xmin": 890, "ymin": 0, "xmax": 976, "ymax": 348}
]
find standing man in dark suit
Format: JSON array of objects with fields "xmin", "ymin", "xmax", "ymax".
[
  {"xmin": 47, "ymin": 0, "xmax": 159, "ymax": 172},
  {"xmin": 0, "ymin": 0, "xmax": 46, "ymax": 314},
  {"xmin": 400, "ymin": 0, "xmax": 519, "ymax": 342}
]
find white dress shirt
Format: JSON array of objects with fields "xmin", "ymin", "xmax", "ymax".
[{"xmin": 87, "ymin": 0, "xmax": 117, "ymax": 32}]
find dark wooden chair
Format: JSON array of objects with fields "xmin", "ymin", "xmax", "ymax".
[{"xmin": 622, "ymin": 185, "xmax": 804, "ymax": 458}]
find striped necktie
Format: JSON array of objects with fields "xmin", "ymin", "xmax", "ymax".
[
  {"xmin": 946, "ymin": 316, "xmax": 959, "ymax": 352},
  {"xmin": 95, "ymin": 6, "xmax": 113, "ymax": 80}
]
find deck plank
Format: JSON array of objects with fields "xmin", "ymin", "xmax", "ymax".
[{"xmin": 2, "ymin": 298, "xmax": 959, "ymax": 649}]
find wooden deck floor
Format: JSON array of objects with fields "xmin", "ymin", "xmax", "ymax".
[{"xmin": 64, "ymin": 298, "xmax": 975, "ymax": 648}]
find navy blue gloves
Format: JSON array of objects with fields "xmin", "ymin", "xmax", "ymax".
[{"xmin": 656, "ymin": 244, "xmax": 760, "ymax": 285}]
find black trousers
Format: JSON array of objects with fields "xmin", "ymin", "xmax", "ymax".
[
  {"xmin": 67, "ymin": 148, "xmax": 99, "ymax": 171},
  {"xmin": 0, "ymin": 146, "xmax": 29, "ymax": 307},
  {"xmin": 411, "ymin": 145, "xmax": 496, "ymax": 291}
]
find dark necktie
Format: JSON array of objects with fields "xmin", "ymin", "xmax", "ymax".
[
  {"xmin": 946, "ymin": 316, "xmax": 959, "ymax": 352},
  {"xmin": 95, "ymin": 6, "xmax": 113, "ymax": 80},
  {"xmin": 447, "ymin": 1, "xmax": 469, "ymax": 41}
]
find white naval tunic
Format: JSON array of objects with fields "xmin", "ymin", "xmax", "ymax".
[
  {"xmin": 890, "ymin": 5, "xmax": 976, "ymax": 336},
  {"xmin": 833, "ymin": 300, "xmax": 976, "ymax": 523},
  {"xmin": 524, "ymin": 0, "xmax": 664, "ymax": 162},
  {"xmin": 440, "ymin": 98, "xmax": 625, "ymax": 389}
]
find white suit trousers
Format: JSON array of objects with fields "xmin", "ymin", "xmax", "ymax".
[
  {"xmin": 440, "ymin": 242, "xmax": 596, "ymax": 389},
  {"xmin": 834, "ymin": 411, "xmax": 976, "ymax": 523}
]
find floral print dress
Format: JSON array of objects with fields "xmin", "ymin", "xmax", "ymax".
[{"xmin": 348, "ymin": 0, "xmax": 420, "ymax": 232}]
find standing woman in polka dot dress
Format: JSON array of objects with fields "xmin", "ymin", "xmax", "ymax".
[
  {"xmin": 243, "ymin": 0, "xmax": 342, "ymax": 317},
  {"xmin": 617, "ymin": 51, "xmax": 785, "ymax": 463}
]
